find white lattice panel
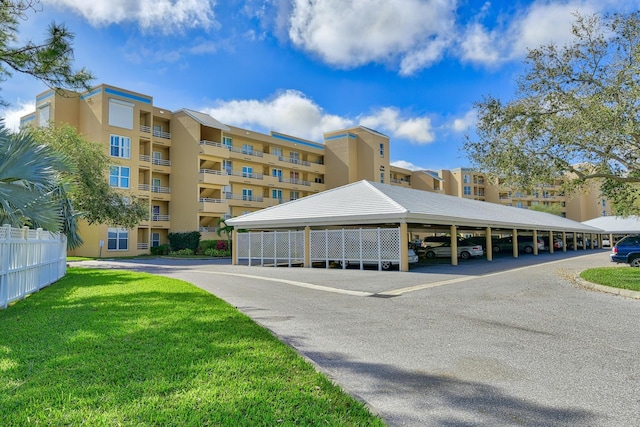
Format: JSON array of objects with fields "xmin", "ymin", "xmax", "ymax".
[{"xmin": 237, "ymin": 233, "xmax": 250, "ymax": 257}]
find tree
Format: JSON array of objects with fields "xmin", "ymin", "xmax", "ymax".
[
  {"xmin": 464, "ymin": 12, "xmax": 640, "ymax": 216},
  {"xmin": 0, "ymin": 121, "xmax": 83, "ymax": 246},
  {"xmin": 0, "ymin": 0, "xmax": 93, "ymax": 104},
  {"xmin": 216, "ymin": 217, "xmax": 234, "ymax": 249},
  {"xmin": 30, "ymin": 125, "xmax": 148, "ymax": 230}
]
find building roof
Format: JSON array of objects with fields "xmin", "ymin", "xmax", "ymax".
[
  {"xmin": 177, "ymin": 109, "xmax": 230, "ymax": 131},
  {"xmin": 582, "ymin": 216, "xmax": 640, "ymax": 234},
  {"xmin": 226, "ymin": 180, "xmax": 602, "ymax": 233}
]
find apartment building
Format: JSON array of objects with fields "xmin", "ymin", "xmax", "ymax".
[{"xmin": 22, "ymin": 83, "xmax": 610, "ymax": 257}]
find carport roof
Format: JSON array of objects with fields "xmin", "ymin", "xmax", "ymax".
[
  {"xmin": 226, "ymin": 180, "xmax": 601, "ymax": 233},
  {"xmin": 582, "ymin": 216, "xmax": 640, "ymax": 234}
]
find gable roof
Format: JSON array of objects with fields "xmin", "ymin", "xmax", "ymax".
[
  {"xmin": 226, "ymin": 180, "xmax": 602, "ymax": 233},
  {"xmin": 582, "ymin": 216, "xmax": 640, "ymax": 234},
  {"xmin": 177, "ymin": 109, "xmax": 230, "ymax": 131}
]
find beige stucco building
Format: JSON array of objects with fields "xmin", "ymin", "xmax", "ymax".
[{"xmin": 21, "ymin": 83, "xmax": 611, "ymax": 257}]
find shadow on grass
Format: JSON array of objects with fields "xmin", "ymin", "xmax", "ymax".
[{"xmin": 0, "ymin": 269, "xmax": 383, "ymax": 426}]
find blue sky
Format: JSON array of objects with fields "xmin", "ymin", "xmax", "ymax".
[{"xmin": 2, "ymin": 0, "xmax": 638, "ymax": 170}]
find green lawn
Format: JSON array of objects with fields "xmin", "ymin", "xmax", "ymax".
[
  {"xmin": 0, "ymin": 268, "xmax": 385, "ymax": 426},
  {"xmin": 580, "ymin": 267, "xmax": 640, "ymax": 292}
]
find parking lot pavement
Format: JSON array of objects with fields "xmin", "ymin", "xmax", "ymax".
[{"xmin": 77, "ymin": 251, "xmax": 639, "ymax": 427}]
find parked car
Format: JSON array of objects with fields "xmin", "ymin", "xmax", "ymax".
[
  {"xmin": 460, "ymin": 236, "xmax": 497, "ymax": 250},
  {"xmin": 492, "ymin": 236, "xmax": 545, "ymax": 254},
  {"xmin": 568, "ymin": 238, "xmax": 597, "ymax": 250},
  {"xmin": 423, "ymin": 241, "xmax": 484, "ymax": 259},
  {"xmin": 338, "ymin": 248, "xmax": 419, "ymax": 270},
  {"xmin": 541, "ymin": 236, "xmax": 564, "ymax": 250},
  {"xmin": 602, "ymin": 237, "xmax": 611, "ymax": 247},
  {"xmin": 421, "ymin": 235, "xmax": 461, "ymax": 248},
  {"xmin": 610, "ymin": 234, "xmax": 640, "ymax": 267}
]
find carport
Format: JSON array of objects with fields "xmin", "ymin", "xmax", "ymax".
[
  {"xmin": 582, "ymin": 215, "xmax": 640, "ymax": 247},
  {"xmin": 225, "ymin": 180, "xmax": 602, "ymax": 271}
]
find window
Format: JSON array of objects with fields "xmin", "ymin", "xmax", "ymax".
[
  {"xmin": 152, "ymin": 178, "xmax": 161, "ymax": 192},
  {"xmin": 516, "ymin": 202, "xmax": 523, "ymax": 208},
  {"xmin": 222, "ymin": 136, "xmax": 232, "ymax": 147},
  {"xmin": 242, "ymin": 166, "xmax": 253, "ymax": 178},
  {"xmin": 152, "ymin": 205, "xmax": 160, "ymax": 220},
  {"xmin": 223, "ymin": 160, "xmax": 232, "ymax": 174},
  {"xmin": 463, "ymin": 186, "xmax": 471, "ymax": 195},
  {"xmin": 380, "ymin": 172, "xmax": 385, "ymax": 184},
  {"xmin": 602, "ymin": 199, "xmax": 606, "ymax": 207},
  {"xmin": 38, "ymin": 104, "xmax": 50, "ymax": 127},
  {"xmin": 379, "ymin": 143, "xmax": 384, "ymax": 157},
  {"xmin": 152, "ymin": 124, "xmax": 163, "ymax": 137},
  {"xmin": 272, "ymin": 169, "xmax": 282, "ymax": 180},
  {"xmin": 107, "ymin": 228, "xmax": 128, "ymax": 251},
  {"xmin": 463, "ymin": 174, "xmax": 471, "ymax": 183},
  {"xmin": 290, "ymin": 191, "xmax": 299, "ymax": 201},
  {"xmin": 109, "ymin": 166, "xmax": 130, "ymax": 188},
  {"xmin": 242, "ymin": 144, "xmax": 253, "ymax": 155},
  {"xmin": 108, "ymin": 98, "xmax": 134, "ymax": 130},
  {"xmin": 242, "ymin": 188, "xmax": 252, "ymax": 201},
  {"xmin": 223, "ymin": 185, "xmax": 231, "ymax": 198},
  {"xmin": 110, "ymin": 135, "xmax": 131, "ymax": 158},
  {"xmin": 151, "ymin": 232, "xmax": 160, "ymax": 247},
  {"xmin": 290, "ymin": 171, "xmax": 299, "ymax": 184},
  {"xmin": 272, "ymin": 147, "xmax": 283, "ymax": 158},
  {"xmin": 290, "ymin": 151, "xmax": 300, "ymax": 164},
  {"xmin": 272, "ymin": 189, "xmax": 282, "ymax": 201}
]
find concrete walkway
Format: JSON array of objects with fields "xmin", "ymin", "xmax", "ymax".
[{"xmin": 78, "ymin": 251, "xmax": 640, "ymax": 427}]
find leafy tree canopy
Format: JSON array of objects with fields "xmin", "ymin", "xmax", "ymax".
[
  {"xmin": 30, "ymin": 125, "xmax": 148, "ymax": 230},
  {"xmin": 0, "ymin": 0, "xmax": 93, "ymax": 104},
  {"xmin": 464, "ymin": 12, "xmax": 640, "ymax": 216}
]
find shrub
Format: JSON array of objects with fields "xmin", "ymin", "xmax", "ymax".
[
  {"xmin": 204, "ymin": 248, "xmax": 231, "ymax": 257},
  {"xmin": 197, "ymin": 240, "xmax": 218, "ymax": 254},
  {"xmin": 150, "ymin": 244, "xmax": 169, "ymax": 256},
  {"xmin": 216, "ymin": 240, "xmax": 228, "ymax": 251},
  {"xmin": 170, "ymin": 248, "xmax": 194, "ymax": 256},
  {"xmin": 168, "ymin": 231, "xmax": 200, "ymax": 252}
]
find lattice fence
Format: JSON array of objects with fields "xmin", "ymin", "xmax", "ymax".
[{"xmin": 236, "ymin": 230, "xmax": 305, "ymax": 266}]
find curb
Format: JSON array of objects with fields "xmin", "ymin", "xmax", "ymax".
[{"xmin": 574, "ymin": 275, "xmax": 640, "ymax": 300}]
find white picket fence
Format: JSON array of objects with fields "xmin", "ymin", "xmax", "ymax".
[{"xmin": 0, "ymin": 225, "xmax": 67, "ymax": 310}]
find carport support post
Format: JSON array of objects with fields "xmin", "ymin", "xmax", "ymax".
[
  {"xmin": 400, "ymin": 222, "xmax": 409, "ymax": 271},
  {"xmin": 485, "ymin": 227, "xmax": 493, "ymax": 261},
  {"xmin": 231, "ymin": 229, "xmax": 237, "ymax": 265},
  {"xmin": 512, "ymin": 228, "xmax": 519, "ymax": 258},
  {"xmin": 573, "ymin": 233, "xmax": 578, "ymax": 251},
  {"xmin": 304, "ymin": 226, "xmax": 311, "ymax": 268},
  {"xmin": 450, "ymin": 225, "xmax": 458, "ymax": 266},
  {"xmin": 548, "ymin": 230, "xmax": 554, "ymax": 254},
  {"xmin": 533, "ymin": 230, "xmax": 539, "ymax": 255}
]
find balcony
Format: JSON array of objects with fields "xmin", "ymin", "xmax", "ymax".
[
  {"xmin": 228, "ymin": 146, "xmax": 264, "ymax": 159},
  {"xmin": 199, "ymin": 168, "xmax": 230, "ymax": 186},
  {"xmin": 228, "ymin": 169, "xmax": 264, "ymax": 181},
  {"xmin": 199, "ymin": 198, "xmax": 229, "ymax": 214},
  {"xmin": 199, "ymin": 140, "xmax": 230, "ymax": 158},
  {"xmin": 225, "ymin": 193, "xmax": 270, "ymax": 208},
  {"xmin": 152, "ymin": 158, "xmax": 171, "ymax": 166}
]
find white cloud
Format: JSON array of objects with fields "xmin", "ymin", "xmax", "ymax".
[
  {"xmin": 1, "ymin": 101, "xmax": 35, "ymax": 132},
  {"xmin": 359, "ymin": 107, "xmax": 435, "ymax": 145},
  {"xmin": 45, "ymin": 0, "xmax": 218, "ymax": 33},
  {"xmin": 203, "ymin": 91, "xmax": 436, "ymax": 145},
  {"xmin": 203, "ymin": 90, "xmax": 353, "ymax": 141},
  {"xmin": 390, "ymin": 160, "xmax": 424, "ymax": 171},
  {"xmin": 288, "ymin": 0, "xmax": 456, "ymax": 74},
  {"xmin": 457, "ymin": 1, "xmax": 600, "ymax": 66},
  {"xmin": 450, "ymin": 109, "xmax": 477, "ymax": 133}
]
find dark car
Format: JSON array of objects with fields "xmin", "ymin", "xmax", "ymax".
[
  {"xmin": 610, "ymin": 234, "xmax": 640, "ymax": 267},
  {"xmin": 492, "ymin": 236, "xmax": 545, "ymax": 254}
]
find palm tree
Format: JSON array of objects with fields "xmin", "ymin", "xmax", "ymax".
[
  {"xmin": 216, "ymin": 217, "xmax": 234, "ymax": 251},
  {"xmin": 0, "ymin": 121, "xmax": 81, "ymax": 248}
]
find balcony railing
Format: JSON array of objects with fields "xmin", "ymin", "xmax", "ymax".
[
  {"xmin": 140, "ymin": 154, "xmax": 150, "ymax": 162},
  {"xmin": 225, "ymin": 193, "xmax": 263, "ymax": 202},
  {"xmin": 279, "ymin": 156, "xmax": 310, "ymax": 167},
  {"xmin": 199, "ymin": 140, "xmax": 223, "ymax": 148},
  {"xmin": 199, "ymin": 198, "xmax": 225, "ymax": 203},
  {"xmin": 199, "ymin": 226, "xmax": 219, "ymax": 233},
  {"xmin": 229, "ymin": 170, "xmax": 263, "ymax": 180},
  {"xmin": 137, "ymin": 242, "xmax": 149, "ymax": 250},
  {"xmin": 152, "ymin": 214, "xmax": 170, "ymax": 221},
  {"xmin": 139, "ymin": 184, "xmax": 150, "ymax": 191},
  {"xmin": 199, "ymin": 168, "xmax": 226, "ymax": 176},
  {"xmin": 278, "ymin": 177, "xmax": 310, "ymax": 186},
  {"xmin": 229, "ymin": 146, "xmax": 264, "ymax": 158},
  {"xmin": 152, "ymin": 158, "xmax": 171, "ymax": 166},
  {"xmin": 151, "ymin": 186, "xmax": 170, "ymax": 194},
  {"xmin": 140, "ymin": 125, "xmax": 171, "ymax": 139}
]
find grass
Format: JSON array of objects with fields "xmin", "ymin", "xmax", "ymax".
[
  {"xmin": 0, "ymin": 268, "xmax": 385, "ymax": 426},
  {"xmin": 580, "ymin": 267, "xmax": 640, "ymax": 292},
  {"xmin": 67, "ymin": 256, "xmax": 95, "ymax": 261}
]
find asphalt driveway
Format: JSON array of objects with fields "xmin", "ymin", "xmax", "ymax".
[{"xmin": 80, "ymin": 251, "xmax": 640, "ymax": 426}]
